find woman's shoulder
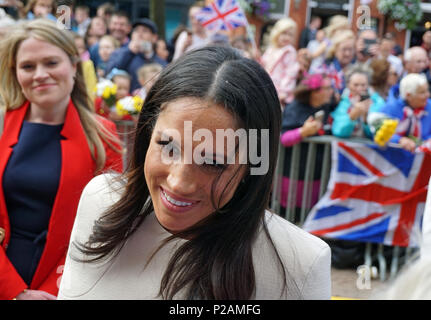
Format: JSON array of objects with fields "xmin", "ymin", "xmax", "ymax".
[
  {"xmin": 253, "ymin": 211, "xmax": 331, "ymax": 299},
  {"xmin": 76, "ymin": 173, "xmax": 125, "ymax": 224},
  {"xmin": 81, "ymin": 173, "xmax": 124, "ymax": 202},
  {"xmin": 263, "ymin": 210, "xmax": 329, "ymax": 256}
]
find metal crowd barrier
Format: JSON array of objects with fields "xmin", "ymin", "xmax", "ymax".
[
  {"xmin": 270, "ymin": 135, "xmax": 419, "ymax": 281},
  {"xmin": 113, "ymin": 120, "xmax": 136, "ymax": 169}
]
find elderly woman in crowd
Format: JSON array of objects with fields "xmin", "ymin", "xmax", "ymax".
[
  {"xmin": 313, "ymin": 29, "xmax": 356, "ymax": 95},
  {"xmin": 379, "ymin": 73, "xmax": 431, "ymax": 152},
  {"xmin": 331, "ymin": 66, "xmax": 385, "ymax": 139}
]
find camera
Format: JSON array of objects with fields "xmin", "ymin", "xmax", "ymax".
[
  {"xmin": 360, "ymin": 93, "xmax": 370, "ymax": 101},
  {"xmin": 140, "ymin": 41, "xmax": 153, "ymax": 54},
  {"xmin": 361, "ymin": 38, "xmax": 377, "ymax": 56}
]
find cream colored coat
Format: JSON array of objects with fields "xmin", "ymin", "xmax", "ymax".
[{"xmin": 58, "ymin": 174, "xmax": 331, "ymax": 300}]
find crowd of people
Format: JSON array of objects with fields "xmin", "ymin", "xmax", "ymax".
[{"xmin": 0, "ymin": 0, "xmax": 431, "ymax": 301}]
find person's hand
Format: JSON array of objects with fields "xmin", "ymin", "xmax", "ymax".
[
  {"xmin": 300, "ymin": 116, "xmax": 322, "ymax": 138},
  {"xmin": 128, "ymin": 40, "xmax": 141, "ymax": 54},
  {"xmin": 15, "ymin": 289, "xmax": 56, "ymax": 300},
  {"xmin": 349, "ymin": 98, "xmax": 371, "ymax": 120},
  {"xmin": 399, "ymin": 137, "xmax": 417, "ymax": 152},
  {"xmin": 368, "ymin": 43, "xmax": 380, "ymax": 57}
]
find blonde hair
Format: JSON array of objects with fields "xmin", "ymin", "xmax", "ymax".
[
  {"xmin": 269, "ymin": 18, "xmax": 297, "ymax": 48},
  {"xmin": 137, "ymin": 63, "xmax": 163, "ymax": 81},
  {"xmin": 0, "ymin": 19, "xmax": 121, "ymax": 172},
  {"xmin": 324, "ymin": 15, "xmax": 350, "ymax": 39},
  {"xmin": 326, "ymin": 29, "xmax": 355, "ymax": 60},
  {"xmin": 99, "ymin": 34, "xmax": 120, "ymax": 49}
]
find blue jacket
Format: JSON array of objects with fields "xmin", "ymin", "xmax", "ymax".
[
  {"xmin": 331, "ymin": 92, "xmax": 385, "ymax": 139},
  {"xmin": 379, "ymin": 97, "xmax": 431, "ymax": 143},
  {"xmin": 106, "ymin": 47, "xmax": 167, "ymax": 92}
]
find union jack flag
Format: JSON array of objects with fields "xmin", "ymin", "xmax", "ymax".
[
  {"xmin": 303, "ymin": 141, "xmax": 431, "ymax": 247},
  {"xmin": 195, "ymin": 0, "xmax": 249, "ymax": 32}
]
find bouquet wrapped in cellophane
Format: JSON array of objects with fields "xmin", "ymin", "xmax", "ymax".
[
  {"xmin": 367, "ymin": 112, "xmax": 398, "ymax": 147},
  {"xmin": 115, "ymin": 96, "xmax": 144, "ymax": 118},
  {"xmin": 95, "ymin": 80, "xmax": 117, "ymax": 108}
]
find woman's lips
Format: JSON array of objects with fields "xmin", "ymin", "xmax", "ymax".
[
  {"xmin": 160, "ymin": 187, "xmax": 199, "ymax": 213},
  {"xmin": 33, "ymin": 83, "xmax": 56, "ymax": 91}
]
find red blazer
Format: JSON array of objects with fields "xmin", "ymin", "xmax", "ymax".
[{"xmin": 0, "ymin": 100, "xmax": 123, "ymax": 299}]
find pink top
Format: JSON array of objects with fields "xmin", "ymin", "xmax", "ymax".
[
  {"xmin": 280, "ymin": 128, "xmax": 302, "ymax": 147},
  {"xmin": 261, "ymin": 45, "xmax": 299, "ymax": 104}
]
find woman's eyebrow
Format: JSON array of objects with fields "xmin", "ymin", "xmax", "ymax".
[{"xmin": 17, "ymin": 56, "xmax": 61, "ymax": 64}]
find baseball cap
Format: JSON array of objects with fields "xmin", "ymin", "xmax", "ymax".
[{"xmin": 132, "ymin": 18, "xmax": 158, "ymax": 34}]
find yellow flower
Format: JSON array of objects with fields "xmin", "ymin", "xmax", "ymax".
[
  {"xmin": 115, "ymin": 101, "xmax": 128, "ymax": 117},
  {"xmin": 102, "ymin": 87, "xmax": 111, "ymax": 99},
  {"xmin": 111, "ymin": 84, "xmax": 117, "ymax": 96}
]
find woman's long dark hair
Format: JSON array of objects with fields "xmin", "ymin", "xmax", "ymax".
[{"xmin": 75, "ymin": 46, "xmax": 291, "ymax": 299}]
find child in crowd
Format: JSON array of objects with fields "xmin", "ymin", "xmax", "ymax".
[
  {"xmin": 261, "ymin": 17, "xmax": 299, "ymax": 107},
  {"xmin": 132, "ymin": 63, "xmax": 163, "ymax": 100},
  {"xmin": 21, "ymin": 0, "xmax": 57, "ymax": 21},
  {"xmin": 97, "ymin": 35, "xmax": 120, "ymax": 79},
  {"xmin": 73, "ymin": 33, "xmax": 98, "ymax": 102},
  {"xmin": 95, "ymin": 69, "xmax": 132, "ymax": 121},
  {"xmin": 74, "ymin": 5, "xmax": 91, "ymax": 37}
]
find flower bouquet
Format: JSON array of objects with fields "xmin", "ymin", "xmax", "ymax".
[
  {"xmin": 94, "ymin": 80, "xmax": 117, "ymax": 116},
  {"xmin": 368, "ymin": 112, "xmax": 398, "ymax": 147},
  {"xmin": 115, "ymin": 96, "xmax": 144, "ymax": 118}
]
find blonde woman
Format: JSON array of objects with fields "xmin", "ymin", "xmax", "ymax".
[
  {"xmin": 0, "ymin": 19, "xmax": 123, "ymax": 300},
  {"xmin": 313, "ymin": 29, "xmax": 355, "ymax": 94},
  {"xmin": 261, "ymin": 17, "xmax": 300, "ymax": 106}
]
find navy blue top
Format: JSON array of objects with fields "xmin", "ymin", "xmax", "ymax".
[{"xmin": 3, "ymin": 121, "xmax": 63, "ymax": 285}]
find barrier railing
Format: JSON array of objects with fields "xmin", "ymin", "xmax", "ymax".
[
  {"xmin": 270, "ymin": 135, "xmax": 420, "ymax": 281},
  {"xmin": 113, "ymin": 120, "xmax": 136, "ymax": 169}
]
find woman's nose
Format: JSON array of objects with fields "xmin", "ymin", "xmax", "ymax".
[
  {"xmin": 166, "ymin": 163, "xmax": 198, "ymax": 196},
  {"xmin": 33, "ymin": 64, "xmax": 49, "ymax": 81}
]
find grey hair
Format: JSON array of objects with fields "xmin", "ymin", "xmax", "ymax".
[
  {"xmin": 399, "ymin": 73, "xmax": 428, "ymax": 100},
  {"xmin": 345, "ymin": 64, "xmax": 371, "ymax": 84},
  {"xmin": 404, "ymin": 46, "xmax": 427, "ymax": 62}
]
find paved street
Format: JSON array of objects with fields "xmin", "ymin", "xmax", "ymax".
[{"xmin": 331, "ymin": 267, "xmax": 391, "ymax": 300}]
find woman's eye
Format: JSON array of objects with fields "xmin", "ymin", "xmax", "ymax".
[
  {"xmin": 157, "ymin": 140, "xmax": 171, "ymax": 146},
  {"xmin": 47, "ymin": 61, "xmax": 58, "ymax": 66},
  {"xmin": 157, "ymin": 140, "xmax": 180, "ymax": 158}
]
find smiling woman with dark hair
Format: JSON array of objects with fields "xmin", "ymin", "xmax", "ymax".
[{"xmin": 58, "ymin": 46, "xmax": 331, "ymax": 300}]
